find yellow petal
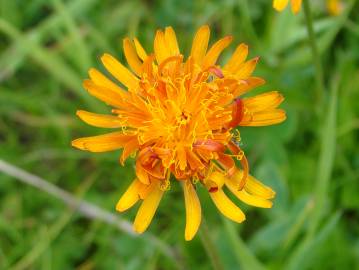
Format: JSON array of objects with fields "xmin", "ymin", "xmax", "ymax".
[
  {"xmin": 273, "ymin": 0, "xmax": 289, "ymax": 11},
  {"xmin": 291, "ymin": 0, "xmax": 302, "ymax": 14},
  {"xmin": 116, "ymin": 179, "xmax": 142, "ymax": 212},
  {"xmin": 133, "ymin": 182, "xmax": 164, "ymax": 233},
  {"xmin": 183, "ymin": 181, "xmax": 201, "ymax": 241},
  {"xmin": 133, "ymin": 38, "xmax": 148, "ymax": 61},
  {"xmin": 225, "ymin": 177, "xmax": 273, "ymax": 208},
  {"xmin": 190, "ymin": 25, "xmax": 210, "ymax": 64},
  {"xmin": 202, "ymin": 36, "xmax": 233, "ymax": 69},
  {"xmin": 71, "ymin": 132, "xmax": 135, "ymax": 152},
  {"xmin": 101, "ymin": 53, "xmax": 138, "ymax": 90},
  {"xmin": 204, "ymin": 171, "xmax": 226, "ymax": 191},
  {"xmin": 123, "ymin": 38, "xmax": 143, "ymax": 76},
  {"xmin": 224, "ymin": 43, "xmax": 248, "ymax": 73},
  {"xmin": 209, "ymin": 189, "xmax": 245, "ymax": 223},
  {"xmin": 245, "ymin": 174, "xmax": 276, "ymax": 199},
  {"xmin": 240, "ymin": 109, "xmax": 286, "ymax": 126},
  {"xmin": 76, "ymin": 110, "xmax": 125, "ymax": 128},
  {"xmin": 242, "ymin": 91, "xmax": 284, "ymax": 112},
  {"xmin": 88, "ymin": 68, "xmax": 127, "ymax": 98},
  {"xmin": 235, "ymin": 57, "xmax": 259, "ymax": 79},
  {"xmin": 154, "ymin": 30, "xmax": 169, "ymax": 64},
  {"xmin": 83, "ymin": 79, "xmax": 127, "ymax": 108},
  {"xmin": 137, "ymin": 182, "xmax": 154, "ymax": 200},
  {"xmin": 165, "ymin": 26, "xmax": 180, "ymax": 56}
]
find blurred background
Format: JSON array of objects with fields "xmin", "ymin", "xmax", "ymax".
[{"xmin": 1, "ymin": 0, "xmax": 359, "ymax": 269}]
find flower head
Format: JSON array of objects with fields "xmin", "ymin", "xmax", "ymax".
[
  {"xmin": 72, "ymin": 25, "xmax": 286, "ymax": 240},
  {"xmin": 273, "ymin": 0, "xmax": 302, "ymax": 14}
]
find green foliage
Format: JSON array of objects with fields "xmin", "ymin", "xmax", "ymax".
[{"xmin": 0, "ymin": 0, "xmax": 359, "ymax": 269}]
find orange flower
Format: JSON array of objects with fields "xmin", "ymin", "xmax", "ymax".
[
  {"xmin": 273, "ymin": 0, "xmax": 302, "ymax": 14},
  {"xmin": 72, "ymin": 25, "xmax": 286, "ymax": 240}
]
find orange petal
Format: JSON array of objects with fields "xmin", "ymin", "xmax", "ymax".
[
  {"xmin": 235, "ymin": 57, "xmax": 259, "ymax": 79},
  {"xmin": 233, "ymin": 77, "xmax": 266, "ymax": 97},
  {"xmin": 76, "ymin": 110, "xmax": 125, "ymax": 128},
  {"xmin": 193, "ymin": 139, "xmax": 225, "ymax": 152},
  {"xmin": 101, "ymin": 53, "xmax": 138, "ymax": 90},
  {"xmin": 240, "ymin": 109, "xmax": 287, "ymax": 126},
  {"xmin": 183, "ymin": 181, "xmax": 201, "ymax": 241},
  {"xmin": 209, "ymin": 189, "xmax": 245, "ymax": 223},
  {"xmin": 242, "ymin": 91, "xmax": 284, "ymax": 112},
  {"xmin": 154, "ymin": 30, "xmax": 169, "ymax": 64},
  {"xmin": 239, "ymin": 153, "xmax": 249, "ymax": 190},
  {"xmin": 116, "ymin": 179, "xmax": 142, "ymax": 212},
  {"xmin": 217, "ymin": 153, "xmax": 236, "ymax": 177},
  {"xmin": 190, "ymin": 25, "xmax": 210, "ymax": 64},
  {"xmin": 83, "ymin": 79, "xmax": 127, "ymax": 108},
  {"xmin": 143, "ymin": 163, "xmax": 166, "ymax": 180},
  {"xmin": 186, "ymin": 149, "xmax": 204, "ymax": 171},
  {"xmin": 88, "ymin": 68, "xmax": 127, "ymax": 98},
  {"xmin": 226, "ymin": 98, "xmax": 244, "ymax": 129},
  {"xmin": 224, "ymin": 43, "xmax": 248, "ymax": 73},
  {"xmin": 133, "ymin": 182, "xmax": 164, "ymax": 233},
  {"xmin": 123, "ymin": 38, "xmax": 143, "ymax": 76},
  {"xmin": 72, "ymin": 132, "xmax": 135, "ymax": 152},
  {"xmin": 136, "ymin": 160, "xmax": 150, "ymax": 185},
  {"xmin": 291, "ymin": 0, "xmax": 302, "ymax": 14},
  {"xmin": 202, "ymin": 36, "xmax": 233, "ymax": 69},
  {"xmin": 165, "ymin": 26, "xmax": 180, "ymax": 56},
  {"xmin": 120, "ymin": 137, "xmax": 139, "ymax": 164},
  {"xmin": 176, "ymin": 146, "xmax": 187, "ymax": 171}
]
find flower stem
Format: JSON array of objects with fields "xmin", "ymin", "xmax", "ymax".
[
  {"xmin": 303, "ymin": 0, "xmax": 325, "ymax": 103},
  {"xmin": 199, "ymin": 218, "xmax": 225, "ymax": 270}
]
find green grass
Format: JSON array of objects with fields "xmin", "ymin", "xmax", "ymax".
[{"xmin": 1, "ymin": 0, "xmax": 359, "ymax": 269}]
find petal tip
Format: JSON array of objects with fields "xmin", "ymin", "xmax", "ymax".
[
  {"xmin": 71, "ymin": 139, "xmax": 85, "ymax": 150},
  {"xmin": 133, "ymin": 224, "xmax": 145, "ymax": 234}
]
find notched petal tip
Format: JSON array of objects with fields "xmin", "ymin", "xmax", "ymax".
[
  {"xmin": 71, "ymin": 138, "xmax": 86, "ymax": 150},
  {"xmin": 75, "ymin": 110, "xmax": 84, "ymax": 117},
  {"xmin": 224, "ymin": 35, "xmax": 233, "ymax": 42},
  {"xmin": 82, "ymin": 79, "xmax": 96, "ymax": 93}
]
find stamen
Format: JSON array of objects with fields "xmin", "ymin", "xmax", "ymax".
[
  {"xmin": 231, "ymin": 129, "xmax": 242, "ymax": 145},
  {"xmin": 160, "ymin": 179, "xmax": 171, "ymax": 191}
]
